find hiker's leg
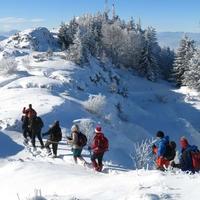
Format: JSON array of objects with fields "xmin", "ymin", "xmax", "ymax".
[
  {"xmin": 91, "ymin": 153, "xmax": 98, "ymax": 169},
  {"xmin": 52, "ymin": 143, "xmax": 58, "ymax": 156},
  {"xmin": 37, "ymin": 131, "xmax": 44, "ymax": 147}
]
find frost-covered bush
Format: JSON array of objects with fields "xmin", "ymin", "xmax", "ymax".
[
  {"xmin": 22, "ymin": 56, "xmax": 31, "ymax": 69},
  {"xmin": 130, "ymin": 138, "xmax": 156, "ymax": 170},
  {"xmin": 83, "ymin": 94, "xmax": 106, "ymax": 115},
  {"xmin": 0, "ymin": 58, "xmax": 17, "ymax": 75}
]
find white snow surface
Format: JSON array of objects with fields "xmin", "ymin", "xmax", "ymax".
[{"xmin": 0, "ymin": 35, "xmax": 200, "ymax": 199}]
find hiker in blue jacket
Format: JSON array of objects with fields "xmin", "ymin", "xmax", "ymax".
[{"xmin": 153, "ymin": 131, "xmax": 170, "ymax": 170}]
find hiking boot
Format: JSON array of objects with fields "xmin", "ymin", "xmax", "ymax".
[
  {"xmin": 51, "ymin": 154, "xmax": 57, "ymax": 158},
  {"xmin": 23, "ymin": 138, "xmax": 28, "ymax": 145}
]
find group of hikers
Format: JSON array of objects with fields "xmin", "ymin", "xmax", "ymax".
[
  {"xmin": 153, "ymin": 131, "xmax": 200, "ymax": 173},
  {"xmin": 21, "ymin": 104, "xmax": 109, "ymax": 172},
  {"xmin": 21, "ymin": 104, "xmax": 200, "ymax": 173}
]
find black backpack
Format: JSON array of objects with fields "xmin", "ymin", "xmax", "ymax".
[
  {"xmin": 164, "ymin": 141, "xmax": 176, "ymax": 161},
  {"xmin": 37, "ymin": 117, "xmax": 44, "ymax": 129},
  {"xmin": 77, "ymin": 132, "xmax": 87, "ymax": 147},
  {"xmin": 50, "ymin": 126, "xmax": 62, "ymax": 142}
]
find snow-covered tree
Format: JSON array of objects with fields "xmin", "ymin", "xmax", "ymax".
[
  {"xmin": 138, "ymin": 27, "xmax": 160, "ymax": 81},
  {"xmin": 173, "ymin": 35, "xmax": 196, "ymax": 86},
  {"xmin": 66, "ymin": 27, "xmax": 89, "ymax": 65},
  {"xmin": 58, "ymin": 12, "xmax": 173, "ymax": 82},
  {"xmin": 183, "ymin": 50, "xmax": 200, "ymax": 90},
  {"xmin": 0, "ymin": 57, "xmax": 17, "ymax": 75}
]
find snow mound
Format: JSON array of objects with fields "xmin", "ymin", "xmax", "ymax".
[{"xmin": 0, "ymin": 27, "xmax": 59, "ymax": 52}]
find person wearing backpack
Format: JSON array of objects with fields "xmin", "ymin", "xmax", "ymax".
[
  {"xmin": 89, "ymin": 126, "xmax": 109, "ymax": 172},
  {"xmin": 152, "ymin": 131, "xmax": 170, "ymax": 170},
  {"xmin": 43, "ymin": 120, "xmax": 62, "ymax": 158},
  {"xmin": 67, "ymin": 124, "xmax": 86, "ymax": 164},
  {"xmin": 21, "ymin": 115, "xmax": 31, "ymax": 144},
  {"xmin": 22, "ymin": 104, "xmax": 37, "ymax": 119},
  {"xmin": 171, "ymin": 137, "xmax": 199, "ymax": 173},
  {"xmin": 29, "ymin": 116, "xmax": 44, "ymax": 149}
]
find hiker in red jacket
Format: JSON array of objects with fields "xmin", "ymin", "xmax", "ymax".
[
  {"xmin": 89, "ymin": 126, "xmax": 109, "ymax": 172},
  {"xmin": 22, "ymin": 104, "xmax": 37, "ymax": 119}
]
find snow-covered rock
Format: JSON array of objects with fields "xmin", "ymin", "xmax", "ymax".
[{"xmin": 0, "ymin": 27, "xmax": 59, "ymax": 53}]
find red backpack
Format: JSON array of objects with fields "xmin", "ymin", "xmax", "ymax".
[
  {"xmin": 98, "ymin": 135, "xmax": 109, "ymax": 152},
  {"xmin": 191, "ymin": 151, "xmax": 200, "ymax": 171}
]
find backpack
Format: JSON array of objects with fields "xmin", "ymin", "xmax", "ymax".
[
  {"xmin": 54, "ymin": 129, "xmax": 62, "ymax": 142},
  {"xmin": 98, "ymin": 135, "xmax": 109, "ymax": 152},
  {"xmin": 37, "ymin": 117, "xmax": 44, "ymax": 129},
  {"xmin": 191, "ymin": 151, "xmax": 200, "ymax": 171},
  {"xmin": 164, "ymin": 141, "xmax": 176, "ymax": 161},
  {"xmin": 77, "ymin": 132, "xmax": 87, "ymax": 147}
]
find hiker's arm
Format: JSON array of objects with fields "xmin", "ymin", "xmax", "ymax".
[{"xmin": 67, "ymin": 132, "xmax": 77, "ymax": 145}]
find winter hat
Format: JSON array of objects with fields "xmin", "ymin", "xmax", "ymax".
[
  {"xmin": 180, "ymin": 136, "xmax": 189, "ymax": 149},
  {"xmin": 156, "ymin": 131, "xmax": 164, "ymax": 138},
  {"xmin": 95, "ymin": 126, "xmax": 102, "ymax": 133},
  {"xmin": 71, "ymin": 124, "xmax": 79, "ymax": 132},
  {"xmin": 54, "ymin": 120, "xmax": 59, "ymax": 126}
]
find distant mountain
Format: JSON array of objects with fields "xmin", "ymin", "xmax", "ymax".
[
  {"xmin": 0, "ymin": 30, "xmax": 19, "ymax": 41},
  {"xmin": 0, "ymin": 35, "xmax": 7, "ymax": 41},
  {"xmin": 0, "ymin": 29, "xmax": 19, "ymax": 37},
  {"xmin": 157, "ymin": 32, "xmax": 200, "ymax": 49}
]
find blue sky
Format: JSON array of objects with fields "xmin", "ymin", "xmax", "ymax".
[{"xmin": 0, "ymin": 0, "xmax": 200, "ymax": 33}]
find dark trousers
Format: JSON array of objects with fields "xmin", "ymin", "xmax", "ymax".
[
  {"xmin": 45, "ymin": 140, "xmax": 58, "ymax": 156},
  {"xmin": 91, "ymin": 152, "xmax": 104, "ymax": 168},
  {"xmin": 31, "ymin": 131, "xmax": 44, "ymax": 148},
  {"xmin": 22, "ymin": 127, "xmax": 31, "ymax": 139}
]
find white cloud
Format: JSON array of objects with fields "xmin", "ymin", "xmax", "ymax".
[
  {"xmin": 30, "ymin": 18, "xmax": 45, "ymax": 23},
  {"xmin": 0, "ymin": 17, "xmax": 27, "ymax": 24},
  {"xmin": 0, "ymin": 17, "xmax": 45, "ymax": 25},
  {"xmin": 0, "ymin": 17, "xmax": 45, "ymax": 31}
]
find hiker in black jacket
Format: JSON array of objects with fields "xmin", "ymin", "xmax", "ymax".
[
  {"xmin": 43, "ymin": 121, "xmax": 62, "ymax": 158},
  {"xmin": 29, "ymin": 116, "xmax": 44, "ymax": 149}
]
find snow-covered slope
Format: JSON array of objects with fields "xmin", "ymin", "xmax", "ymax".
[
  {"xmin": 0, "ymin": 30, "xmax": 200, "ymax": 199},
  {"xmin": 1, "ymin": 54, "xmax": 200, "ymax": 167}
]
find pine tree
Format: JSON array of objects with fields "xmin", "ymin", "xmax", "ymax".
[
  {"xmin": 66, "ymin": 28, "xmax": 88, "ymax": 65},
  {"xmin": 173, "ymin": 35, "xmax": 196, "ymax": 86},
  {"xmin": 183, "ymin": 50, "xmax": 200, "ymax": 90},
  {"xmin": 138, "ymin": 27, "xmax": 160, "ymax": 81}
]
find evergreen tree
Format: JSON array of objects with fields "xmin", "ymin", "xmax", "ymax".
[
  {"xmin": 173, "ymin": 35, "xmax": 196, "ymax": 86},
  {"xmin": 183, "ymin": 50, "xmax": 200, "ymax": 90},
  {"xmin": 66, "ymin": 28, "xmax": 88, "ymax": 65},
  {"xmin": 138, "ymin": 27, "xmax": 159, "ymax": 81}
]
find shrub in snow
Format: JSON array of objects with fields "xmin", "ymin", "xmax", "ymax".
[
  {"xmin": 130, "ymin": 138, "xmax": 156, "ymax": 170},
  {"xmin": 0, "ymin": 58, "xmax": 17, "ymax": 75},
  {"xmin": 83, "ymin": 94, "xmax": 106, "ymax": 115}
]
